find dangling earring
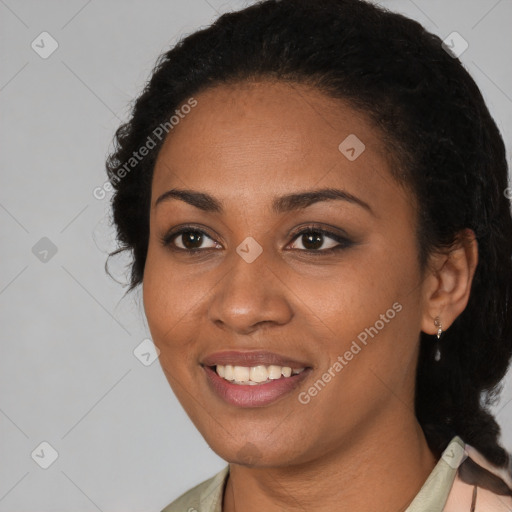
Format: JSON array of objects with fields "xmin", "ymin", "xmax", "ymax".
[{"xmin": 433, "ymin": 316, "xmax": 442, "ymax": 361}]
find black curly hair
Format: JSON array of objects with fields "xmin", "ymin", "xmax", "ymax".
[{"xmin": 105, "ymin": 0, "xmax": 512, "ymax": 471}]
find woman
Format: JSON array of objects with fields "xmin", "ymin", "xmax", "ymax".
[{"xmin": 105, "ymin": 0, "xmax": 512, "ymax": 510}]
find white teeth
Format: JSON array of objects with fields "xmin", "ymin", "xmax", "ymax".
[
  {"xmin": 214, "ymin": 364, "xmax": 306, "ymax": 384},
  {"xmin": 249, "ymin": 365, "xmax": 269, "ymax": 383},
  {"xmin": 233, "ymin": 366, "xmax": 250, "ymax": 382},
  {"xmin": 281, "ymin": 367, "xmax": 292, "ymax": 378},
  {"xmin": 268, "ymin": 365, "xmax": 283, "ymax": 380},
  {"xmin": 224, "ymin": 365, "xmax": 235, "ymax": 381}
]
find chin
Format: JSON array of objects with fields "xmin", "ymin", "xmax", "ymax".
[{"xmin": 209, "ymin": 436, "xmax": 306, "ymax": 468}]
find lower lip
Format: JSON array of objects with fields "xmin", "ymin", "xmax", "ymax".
[{"xmin": 203, "ymin": 365, "xmax": 311, "ymax": 407}]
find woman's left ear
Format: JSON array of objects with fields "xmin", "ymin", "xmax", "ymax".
[{"xmin": 420, "ymin": 228, "xmax": 479, "ymax": 335}]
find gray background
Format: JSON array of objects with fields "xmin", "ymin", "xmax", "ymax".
[{"xmin": 1, "ymin": 0, "xmax": 511, "ymax": 510}]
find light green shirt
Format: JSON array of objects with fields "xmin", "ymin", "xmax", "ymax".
[{"xmin": 160, "ymin": 436, "xmax": 478, "ymax": 512}]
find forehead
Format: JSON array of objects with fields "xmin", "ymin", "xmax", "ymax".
[{"xmin": 152, "ymin": 80, "xmax": 402, "ymax": 208}]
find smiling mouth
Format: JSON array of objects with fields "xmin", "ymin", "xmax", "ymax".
[
  {"xmin": 203, "ymin": 363, "xmax": 312, "ymax": 407},
  {"xmin": 209, "ymin": 364, "xmax": 307, "ymax": 385}
]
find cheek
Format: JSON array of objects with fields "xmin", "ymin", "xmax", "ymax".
[
  {"xmin": 142, "ymin": 259, "xmax": 201, "ymax": 404},
  {"xmin": 301, "ymin": 246, "xmax": 414, "ymax": 332},
  {"xmin": 142, "ymin": 248, "xmax": 194, "ymax": 355},
  {"xmin": 306, "ymin": 240, "xmax": 422, "ymax": 380}
]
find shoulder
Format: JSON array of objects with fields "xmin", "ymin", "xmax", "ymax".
[
  {"xmin": 161, "ymin": 465, "xmax": 230, "ymax": 512},
  {"xmin": 443, "ymin": 441, "xmax": 512, "ymax": 512}
]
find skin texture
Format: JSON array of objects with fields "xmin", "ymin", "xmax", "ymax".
[{"xmin": 143, "ymin": 80, "xmax": 478, "ymax": 512}]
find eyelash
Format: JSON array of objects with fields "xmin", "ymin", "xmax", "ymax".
[{"xmin": 159, "ymin": 224, "xmax": 354, "ymax": 256}]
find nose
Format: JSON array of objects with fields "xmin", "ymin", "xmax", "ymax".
[{"xmin": 207, "ymin": 250, "xmax": 294, "ymax": 335}]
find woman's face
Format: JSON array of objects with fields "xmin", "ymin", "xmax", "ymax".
[{"xmin": 143, "ymin": 80, "xmax": 431, "ymax": 466}]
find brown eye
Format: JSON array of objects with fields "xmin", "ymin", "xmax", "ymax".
[
  {"xmin": 288, "ymin": 227, "xmax": 353, "ymax": 253},
  {"xmin": 161, "ymin": 227, "xmax": 219, "ymax": 252},
  {"xmin": 175, "ymin": 230, "xmax": 207, "ymax": 250},
  {"xmin": 293, "ymin": 231, "xmax": 336, "ymax": 251}
]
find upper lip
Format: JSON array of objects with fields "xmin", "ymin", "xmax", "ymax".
[{"xmin": 201, "ymin": 351, "xmax": 311, "ymax": 369}]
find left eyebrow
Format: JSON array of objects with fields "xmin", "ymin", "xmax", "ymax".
[
  {"xmin": 154, "ymin": 187, "xmax": 374, "ymax": 216},
  {"xmin": 272, "ymin": 188, "xmax": 374, "ymax": 216}
]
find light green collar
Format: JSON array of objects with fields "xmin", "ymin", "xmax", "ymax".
[
  {"xmin": 163, "ymin": 435, "xmax": 466, "ymax": 512},
  {"xmin": 405, "ymin": 435, "xmax": 466, "ymax": 512}
]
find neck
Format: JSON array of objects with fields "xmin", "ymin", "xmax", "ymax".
[{"xmin": 222, "ymin": 415, "xmax": 438, "ymax": 512}]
